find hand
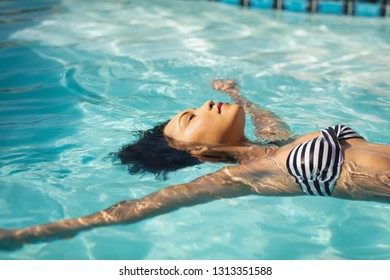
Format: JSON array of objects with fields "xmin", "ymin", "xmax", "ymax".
[
  {"xmin": 212, "ymin": 80, "xmax": 238, "ymax": 92},
  {"xmin": 0, "ymin": 229, "xmax": 23, "ymax": 251}
]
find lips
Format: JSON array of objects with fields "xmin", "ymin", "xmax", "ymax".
[{"xmin": 217, "ymin": 102, "xmax": 223, "ymax": 113}]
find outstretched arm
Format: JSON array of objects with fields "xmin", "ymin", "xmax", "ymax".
[
  {"xmin": 0, "ymin": 166, "xmax": 254, "ymax": 251},
  {"xmin": 213, "ymin": 80, "xmax": 293, "ymax": 144}
]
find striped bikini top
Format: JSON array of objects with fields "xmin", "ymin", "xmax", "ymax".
[{"xmin": 286, "ymin": 125, "xmax": 364, "ymax": 196}]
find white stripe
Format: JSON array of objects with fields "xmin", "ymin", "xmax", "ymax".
[{"xmin": 295, "ymin": 143, "xmax": 304, "ymax": 181}]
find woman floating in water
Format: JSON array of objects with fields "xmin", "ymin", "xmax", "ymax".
[
  {"xmin": 113, "ymin": 80, "xmax": 293, "ymax": 178},
  {"xmin": 0, "ymin": 80, "xmax": 389, "ymax": 251}
]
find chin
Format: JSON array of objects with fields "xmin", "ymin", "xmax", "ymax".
[{"xmin": 225, "ymin": 103, "xmax": 243, "ymax": 116}]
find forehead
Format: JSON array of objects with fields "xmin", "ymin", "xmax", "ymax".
[{"xmin": 163, "ymin": 109, "xmax": 187, "ymax": 138}]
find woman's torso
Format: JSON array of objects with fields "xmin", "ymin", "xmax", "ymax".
[{"xmin": 235, "ymin": 132, "xmax": 390, "ymax": 203}]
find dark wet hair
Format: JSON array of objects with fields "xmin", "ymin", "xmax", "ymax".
[{"xmin": 111, "ymin": 121, "xmax": 201, "ymax": 179}]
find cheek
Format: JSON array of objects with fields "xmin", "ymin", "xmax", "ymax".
[{"xmin": 186, "ymin": 119, "xmax": 222, "ymax": 143}]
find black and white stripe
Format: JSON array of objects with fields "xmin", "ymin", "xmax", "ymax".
[{"xmin": 286, "ymin": 125, "xmax": 363, "ymax": 196}]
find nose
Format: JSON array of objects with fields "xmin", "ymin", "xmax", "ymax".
[{"xmin": 200, "ymin": 100, "xmax": 214, "ymax": 111}]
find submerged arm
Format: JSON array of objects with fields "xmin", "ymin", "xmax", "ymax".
[
  {"xmin": 213, "ymin": 80, "xmax": 293, "ymax": 144},
  {"xmin": 0, "ymin": 167, "xmax": 255, "ymax": 251}
]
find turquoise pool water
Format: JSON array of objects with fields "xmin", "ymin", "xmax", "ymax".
[{"xmin": 0, "ymin": 0, "xmax": 389, "ymax": 260}]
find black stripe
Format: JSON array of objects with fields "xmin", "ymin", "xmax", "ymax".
[
  {"xmin": 311, "ymin": 180, "xmax": 323, "ymax": 196},
  {"xmin": 317, "ymin": 137, "xmax": 324, "ymax": 178},
  {"xmin": 326, "ymin": 126, "xmax": 340, "ymax": 143},
  {"xmin": 338, "ymin": 126, "xmax": 364, "ymax": 140},
  {"xmin": 303, "ymin": 180, "xmax": 314, "ymax": 196},
  {"xmin": 292, "ymin": 145, "xmax": 300, "ymax": 183},
  {"xmin": 327, "ymin": 128, "xmax": 342, "ymax": 185},
  {"xmin": 308, "ymin": 138, "xmax": 316, "ymax": 180},
  {"xmin": 320, "ymin": 131, "xmax": 332, "ymax": 181},
  {"xmin": 340, "ymin": 132, "xmax": 362, "ymax": 140},
  {"xmin": 324, "ymin": 181, "xmax": 331, "ymax": 196},
  {"xmin": 339, "ymin": 124, "xmax": 346, "ymax": 134},
  {"xmin": 325, "ymin": 128, "xmax": 340, "ymax": 183},
  {"xmin": 339, "ymin": 127, "xmax": 352, "ymax": 138},
  {"xmin": 300, "ymin": 141, "xmax": 309, "ymax": 183},
  {"xmin": 287, "ymin": 146, "xmax": 300, "ymax": 185},
  {"xmin": 334, "ymin": 125, "xmax": 340, "ymax": 137}
]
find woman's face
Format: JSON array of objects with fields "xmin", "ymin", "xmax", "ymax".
[{"xmin": 164, "ymin": 100, "xmax": 245, "ymax": 145}]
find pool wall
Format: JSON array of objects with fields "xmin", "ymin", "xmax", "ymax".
[{"xmin": 215, "ymin": 0, "xmax": 390, "ymax": 17}]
